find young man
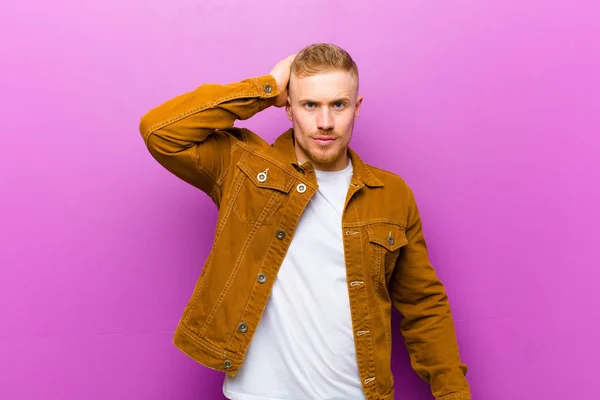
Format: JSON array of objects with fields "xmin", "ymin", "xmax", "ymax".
[{"xmin": 139, "ymin": 43, "xmax": 471, "ymax": 400}]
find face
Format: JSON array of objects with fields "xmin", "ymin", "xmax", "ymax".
[{"xmin": 286, "ymin": 69, "xmax": 362, "ymax": 171}]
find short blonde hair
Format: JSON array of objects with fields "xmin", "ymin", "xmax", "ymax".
[{"xmin": 291, "ymin": 43, "xmax": 359, "ymax": 83}]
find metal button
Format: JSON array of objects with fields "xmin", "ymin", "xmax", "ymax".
[
  {"xmin": 276, "ymin": 229, "xmax": 285, "ymax": 240},
  {"xmin": 257, "ymin": 172, "xmax": 267, "ymax": 182},
  {"xmin": 257, "ymin": 273, "xmax": 267, "ymax": 284},
  {"xmin": 238, "ymin": 322, "xmax": 248, "ymax": 333},
  {"xmin": 296, "ymin": 183, "xmax": 307, "ymax": 193},
  {"xmin": 264, "ymin": 83, "xmax": 272, "ymax": 94},
  {"xmin": 388, "ymin": 236, "xmax": 394, "ymax": 245},
  {"xmin": 223, "ymin": 360, "xmax": 232, "ymax": 369}
]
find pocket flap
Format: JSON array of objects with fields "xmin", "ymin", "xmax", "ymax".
[
  {"xmin": 366, "ymin": 223, "xmax": 408, "ymax": 251},
  {"xmin": 237, "ymin": 154, "xmax": 294, "ymax": 193}
]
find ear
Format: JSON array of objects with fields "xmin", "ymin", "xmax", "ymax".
[
  {"xmin": 285, "ymin": 96, "xmax": 293, "ymax": 121},
  {"xmin": 354, "ymin": 95, "xmax": 363, "ymax": 121}
]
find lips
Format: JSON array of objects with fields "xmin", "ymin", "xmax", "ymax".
[{"xmin": 313, "ymin": 137, "xmax": 336, "ymax": 145}]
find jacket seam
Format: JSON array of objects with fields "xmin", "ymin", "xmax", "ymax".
[
  {"xmin": 216, "ymin": 141, "xmax": 242, "ymax": 188},
  {"xmin": 406, "ymin": 181, "xmax": 413, "ymax": 216},
  {"xmin": 344, "ymin": 219, "xmax": 407, "ymax": 229},
  {"xmin": 351, "ymin": 200, "xmax": 377, "ymax": 387},
  {"xmin": 225, "ymin": 196, "xmax": 282, "ymax": 349},
  {"xmin": 380, "ymin": 391, "xmax": 394, "ymax": 400},
  {"xmin": 437, "ymin": 392, "xmax": 472, "ymax": 400},
  {"xmin": 372, "ymin": 245, "xmax": 392, "ymax": 362},
  {"xmin": 213, "ymin": 161, "xmax": 245, "ymax": 246},
  {"xmin": 208, "ymin": 138, "xmax": 238, "ymax": 200},
  {"xmin": 200, "ymin": 198, "xmax": 265, "ymax": 336},
  {"xmin": 143, "ymin": 91, "xmax": 261, "ymax": 137},
  {"xmin": 195, "ymin": 154, "xmax": 218, "ymax": 187},
  {"xmin": 178, "ymin": 322, "xmax": 243, "ymax": 361},
  {"xmin": 182, "ymin": 166, "xmax": 246, "ymax": 324}
]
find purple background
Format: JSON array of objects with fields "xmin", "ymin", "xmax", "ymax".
[{"xmin": 1, "ymin": 1, "xmax": 599, "ymax": 399}]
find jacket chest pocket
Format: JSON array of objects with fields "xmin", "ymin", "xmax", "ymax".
[
  {"xmin": 232, "ymin": 154, "xmax": 294, "ymax": 225},
  {"xmin": 366, "ymin": 222, "xmax": 408, "ymax": 283}
]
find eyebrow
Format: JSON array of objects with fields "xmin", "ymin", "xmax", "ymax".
[{"xmin": 298, "ymin": 97, "xmax": 351, "ymax": 104}]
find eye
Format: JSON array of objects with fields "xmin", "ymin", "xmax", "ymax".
[
  {"xmin": 304, "ymin": 102, "xmax": 316, "ymax": 110},
  {"xmin": 333, "ymin": 102, "xmax": 345, "ymax": 109}
]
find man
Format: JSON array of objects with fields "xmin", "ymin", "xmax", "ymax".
[{"xmin": 139, "ymin": 43, "xmax": 470, "ymax": 400}]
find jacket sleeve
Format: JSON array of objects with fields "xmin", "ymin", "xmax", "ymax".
[
  {"xmin": 389, "ymin": 185, "xmax": 471, "ymax": 400},
  {"xmin": 138, "ymin": 75, "xmax": 279, "ymax": 201}
]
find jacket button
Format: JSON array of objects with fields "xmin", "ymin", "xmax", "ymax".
[
  {"xmin": 276, "ymin": 229, "xmax": 286, "ymax": 240},
  {"xmin": 223, "ymin": 360, "xmax": 232, "ymax": 369},
  {"xmin": 264, "ymin": 83, "xmax": 272, "ymax": 94},
  {"xmin": 257, "ymin": 273, "xmax": 267, "ymax": 284},
  {"xmin": 388, "ymin": 236, "xmax": 394, "ymax": 245},
  {"xmin": 296, "ymin": 183, "xmax": 307, "ymax": 193},
  {"xmin": 238, "ymin": 322, "xmax": 248, "ymax": 333}
]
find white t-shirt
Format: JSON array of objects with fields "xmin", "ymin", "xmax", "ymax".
[{"xmin": 223, "ymin": 160, "xmax": 365, "ymax": 400}]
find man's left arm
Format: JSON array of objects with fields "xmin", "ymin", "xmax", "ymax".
[{"xmin": 389, "ymin": 185, "xmax": 471, "ymax": 400}]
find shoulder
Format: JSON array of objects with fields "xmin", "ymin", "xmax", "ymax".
[{"xmin": 366, "ymin": 163, "xmax": 412, "ymax": 195}]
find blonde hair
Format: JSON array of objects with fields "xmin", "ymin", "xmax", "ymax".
[{"xmin": 291, "ymin": 43, "xmax": 359, "ymax": 84}]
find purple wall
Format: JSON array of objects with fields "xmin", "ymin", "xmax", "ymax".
[{"xmin": 1, "ymin": 1, "xmax": 599, "ymax": 399}]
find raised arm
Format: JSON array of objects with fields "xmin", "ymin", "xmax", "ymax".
[{"xmin": 138, "ymin": 54, "xmax": 296, "ymax": 201}]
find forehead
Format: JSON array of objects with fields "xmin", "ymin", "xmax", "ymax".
[{"xmin": 289, "ymin": 69, "xmax": 358, "ymax": 100}]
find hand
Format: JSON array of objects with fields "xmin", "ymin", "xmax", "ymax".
[{"xmin": 268, "ymin": 54, "xmax": 296, "ymax": 107}]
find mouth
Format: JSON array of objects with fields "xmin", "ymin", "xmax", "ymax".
[{"xmin": 312, "ymin": 137, "xmax": 336, "ymax": 145}]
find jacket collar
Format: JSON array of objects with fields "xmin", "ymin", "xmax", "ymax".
[{"xmin": 272, "ymin": 128, "xmax": 384, "ymax": 188}]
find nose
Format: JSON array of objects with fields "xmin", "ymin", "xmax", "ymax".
[{"xmin": 316, "ymin": 107, "xmax": 334, "ymax": 131}]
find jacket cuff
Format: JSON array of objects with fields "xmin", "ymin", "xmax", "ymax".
[{"xmin": 249, "ymin": 75, "xmax": 280, "ymax": 111}]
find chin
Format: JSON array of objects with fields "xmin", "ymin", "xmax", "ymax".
[{"xmin": 308, "ymin": 151, "xmax": 341, "ymax": 165}]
